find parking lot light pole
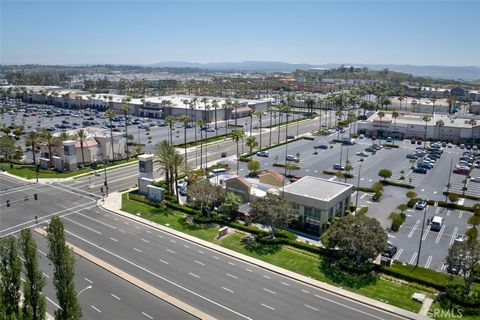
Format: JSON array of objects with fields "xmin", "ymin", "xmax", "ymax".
[
  {"xmin": 355, "ymin": 165, "xmax": 362, "ymax": 211},
  {"xmin": 103, "ymin": 160, "xmax": 108, "ymax": 196},
  {"xmin": 416, "ymin": 205, "xmax": 428, "ymax": 267}
]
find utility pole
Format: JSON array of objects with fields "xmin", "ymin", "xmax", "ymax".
[
  {"xmin": 445, "ymin": 159, "xmax": 453, "ymax": 202},
  {"xmin": 416, "ymin": 205, "xmax": 427, "ymax": 267}
]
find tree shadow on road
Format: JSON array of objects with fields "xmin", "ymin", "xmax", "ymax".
[{"xmin": 319, "ymin": 257, "xmax": 378, "ymax": 289}]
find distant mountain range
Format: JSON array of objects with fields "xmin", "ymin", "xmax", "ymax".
[{"xmin": 147, "ymin": 61, "xmax": 480, "ymax": 81}]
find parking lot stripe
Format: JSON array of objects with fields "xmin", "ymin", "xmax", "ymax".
[
  {"xmin": 435, "ymin": 225, "xmax": 446, "ymax": 244},
  {"xmin": 393, "ymin": 248, "xmax": 403, "ymax": 260},
  {"xmin": 408, "ymin": 220, "xmax": 420, "ymax": 238},
  {"xmin": 422, "ymin": 227, "xmax": 429, "ymax": 241},
  {"xmin": 449, "ymin": 227, "xmax": 458, "ymax": 246},
  {"xmin": 425, "ymin": 256, "xmax": 433, "ymax": 269},
  {"xmin": 409, "ymin": 252, "xmax": 417, "ymax": 265}
]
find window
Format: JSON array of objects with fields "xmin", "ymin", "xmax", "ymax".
[{"xmin": 304, "ymin": 206, "xmax": 320, "ymax": 218}]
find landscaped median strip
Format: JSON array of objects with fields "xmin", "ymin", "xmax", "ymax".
[
  {"xmin": 34, "ymin": 227, "xmax": 216, "ymax": 320},
  {"xmin": 100, "ymin": 194, "xmax": 429, "ymax": 320}
]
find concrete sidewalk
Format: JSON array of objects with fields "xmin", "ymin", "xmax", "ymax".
[{"xmin": 100, "ymin": 191, "xmax": 430, "ymax": 320}]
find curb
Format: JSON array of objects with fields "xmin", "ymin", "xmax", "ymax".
[
  {"xmin": 99, "ymin": 194, "xmax": 430, "ymax": 320},
  {"xmin": 34, "ymin": 228, "xmax": 215, "ymax": 320}
]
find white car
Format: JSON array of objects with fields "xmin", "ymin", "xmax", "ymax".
[{"xmin": 470, "ymin": 176, "xmax": 480, "ymax": 183}]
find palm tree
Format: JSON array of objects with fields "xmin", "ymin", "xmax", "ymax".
[
  {"xmin": 411, "ymin": 100, "xmax": 417, "ymax": 113},
  {"xmin": 120, "ymin": 102, "xmax": 131, "ymax": 160},
  {"xmin": 40, "ymin": 129, "xmax": 55, "ymax": 166},
  {"xmin": 247, "ymin": 110, "xmax": 254, "ymax": 137},
  {"xmin": 230, "ymin": 129, "xmax": 245, "ymax": 175},
  {"xmin": 422, "ymin": 115, "xmax": 432, "ymax": 148},
  {"xmin": 377, "ymin": 111, "xmax": 385, "ymax": 144},
  {"xmin": 469, "ymin": 119, "xmax": 477, "ymax": 145},
  {"xmin": 104, "ymin": 108, "xmax": 116, "ymax": 161},
  {"xmin": 212, "ymin": 99, "xmax": 219, "ymax": 135},
  {"xmin": 430, "ymin": 97, "xmax": 437, "ymax": 115},
  {"xmin": 245, "ymin": 136, "xmax": 258, "ymax": 161},
  {"xmin": 223, "ymin": 99, "xmax": 231, "ymax": 136},
  {"xmin": 391, "ymin": 111, "xmax": 399, "ymax": 145},
  {"xmin": 165, "ymin": 116, "xmax": 176, "ymax": 144},
  {"xmin": 435, "ymin": 120, "xmax": 445, "ymax": 141},
  {"xmin": 58, "ymin": 130, "xmax": 71, "ymax": 142},
  {"xmin": 232, "ymin": 101, "xmax": 240, "ymax": 126},
  {"xmin": 179, "ymin": 115, "xmax": 191, "ymax": 167},
  {"xmin": 196, "ymin": 119, "xmax": 206, "ymax": 169},
  {"xmin": 154, "ymin": 140, "xmax": 174, "ymax": 195},
  {"xmin": 25, "ymin": 131, "xmax": 41, "ymax": 181},
  {"xmin": 267, "ymin": 106, "xmax": 275, "ymax": 147},
  {"xmin": 398, "ymin": 95, "xmax": 404, "ymax": 111},
  {"xmin": 75, "ymin": 129, "xmax": 88, "ymax": 166},
  {"xmin": 171, "ymin": 151, "xmax": 185, "ymax": 203},
  {"xmin": 254, "ymin": 111, "xmax": 264, "ymax": 149}
]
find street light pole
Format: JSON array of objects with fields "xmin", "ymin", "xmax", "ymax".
[
  {"xmin": 103, "ymin": 160, "xmax": 108, "ymax": 196},
  {"xmin": 416, "ymin": 205, "xmax": 427, "ymax": 267},
  {"xmin": 76, "ymin": 285, "xmax": 92, "ymax": 297},
  {"xmin": 355, "ymin": 165, "xmax": 362, "ymax": 211}
]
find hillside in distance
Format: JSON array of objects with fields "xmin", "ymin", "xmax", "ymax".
[{"xmin": 148, "ymin": 61, "xmax": 480, "ymax": 81}]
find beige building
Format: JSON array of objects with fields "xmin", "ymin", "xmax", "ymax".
[
  {"xmin": 258, "ymin": 170, "xmax": 284, "ymax": 187},
  {"xmin": 281, "ymin": 176, "xmax": 354, "ymax": 234}
]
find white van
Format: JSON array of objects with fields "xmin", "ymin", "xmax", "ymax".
[
  {"xmin": 430, "ymin": 216, "xmax": 444, "ymax": 231},
  {"xmin": 208, "ymin": 168, "xmax": 226, "ymax": 177}
]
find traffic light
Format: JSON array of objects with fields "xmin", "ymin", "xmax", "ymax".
[
  {"xmin": 6, "ymin": 200, "xmax": 10, "ymax": 207},
  {"xmin": 100, "ymin": 187, "xmax": 104, "ymax": 194},
  {"xmin": 34, "ymin": 193, "xmax": 38, "ymax": 200}
]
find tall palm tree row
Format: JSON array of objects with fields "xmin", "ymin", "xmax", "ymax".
[
  {"xmin": 422, "ymin": 115, "xmax": 432, "ymax": 148},
  {"xmin": 245, "ymin": 136, "xmax": 258, "ymax": 161},
  {"xmin": 391, "ymin": 111, "xmax": 399, "ymax": 144},
  {"xmin": 254, "ymin": 111, "xmax": 264, "ymax": 149},
  {"xmin": 75, "ymin": 129, "xmax": 88, "ymax": 166},
  {"xmin": 230, "ymin": 129, "xmax": 245, "ymax": 175},
  {"xmin": 120, "ymin": 102, "xmax": 131, "ymax": 160},
  {"xmin": 196, "ymin": 119, "xmax": 206, "ymax": 170},
  {"xmin": 435, "ymin": 120, "xmax": 445, "ymax": 141},
  {"xmin": 179, "ymin": 115, "xmax": 191, "ymax": 167},
  {"xmin": 104, "ymin": 108, "xmax": 116, "ymax": 161},
  {"xmin": 153, "ymin": 140, "xmax": 185, "ymax": 203},
  {"xmin": 267, "ymin": 106, "xmax": 275, "ymax": 147},
  {"xmin": 212, "ymin": 99, "xmax": 219, "ymax": 135},
  {"xmin": 165, "ymin": 116, "xmax": 176, "ymax": 144}
]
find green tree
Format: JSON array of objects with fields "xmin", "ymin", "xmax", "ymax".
[
  {"xmin": 0, "ymin": 136, "xmax": 16, "ymax": 160},
  {"xmin": 165, "ymin": 116, "xmax": 176, "ymax": 144},
  {"xmin": 469, "ymin": 118, "xmax": 477, "ymax": 144},
  {"xmin": 249, "ymin": 193, "xmax": 294, "ymax": 239},
  {"xmin": 179, "ymin": 115, "xmax": 191, "ymax": 167},
  {"xmin": 188, "ymin": 180, "xmax": 223, "ymax": 217},
  {"xmin": 104, "ymin": 108, "xmax": 116, "ymax": 161},
  {"xmin": 378, "ymin": 168, "xmax": 392, "ymax": 181},
  {"xmin": 467, "ymin": 211, "xmax": 480, "ymax": 229},
  {"xmin": 74, "ymin": 129, "xmax": 88, "ymax": 166},
  {"xmin": 422, "ymin": 115, "xmax": 431, "ymax": 149},
  {"xmin": 39, "ymin": 129, "xmax": 57, "ymax": 167},
  {"xmin": 0, "ymin": 236, "xmax": 22, "ymax": 318},
  {"xmin": 245, "ymin": 135, "xmax": 258, "ymax": 161},
  {"xmin": 391, "ymin": 111, "xmax": 399, "ymax": 145},
  {"xmin": 120, "ymin": 102, "xmax": 131, "ymax": 160},
  {"xmin": 397, "ymin": 203, "xmax": 408, "ymax": 215},
  {"xmin": 220, "ymin": 192, "xmax": 241, "ymax": 220},
  {"xmin": 448, "ymin": 192, "xmax": 460, "ymax": 204},
  {"xmin": 247, "ymin": 160, "xmax": 261, "ymax": 177},
  {"xmin": 321, "ymin": 214, "xmax": 387, "ymax": 265},
  {"xmin": 444, "ymin": 241, "xmax": 480, "ymax": 295},
  {"xmin": 154, "ymin": 140, "xmax": 174, "ymax": 195},
  {"xmin": 20, "ymin": 229, "xmax": 46, "ymax": 320},
  {"xmin": 47, "ymin": 217, "xmax": 82, "ymax": 320},
  {"xmin": 406, "ymin": 191, "xmax": 417, "ymax": 201}
]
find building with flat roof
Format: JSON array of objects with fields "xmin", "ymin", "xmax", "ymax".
[
  {"xmin": 357, "ymin": 111, "xmax": 480, "ymax": 144},
  {"xmin": 281, "ymin": 176, "xmax": 354, "ymax": 234}
]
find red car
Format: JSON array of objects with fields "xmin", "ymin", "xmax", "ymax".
[{"xmin": 453, "ymin": 168, "xmax": 469, "ymax": 175}]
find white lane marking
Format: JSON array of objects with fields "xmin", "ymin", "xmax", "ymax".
[
  {"xmin": 314, "ymin": 294, "xmax": 384, "ymax": 320},
  {"xmin": 261, "ymin": 303, "xmax": 275, "ymax": 311},
  {"xmin": 170, "ymin": 239, "xmax": 176, "ymax": 243},
  {"xmin": 212, "ymin": 256, "xmax": 219, "ymax": 260},
  {"xmin": 142, "ymin": 312, "xmax": 153, "ymax": 319},
  {"xmin": 409, "ymin": 252, "xmax": 418, "ymax": 265},
  {"xmin": 435, "ymin": 225, "xmax": 446, "ymax": 244},
  {"xmin": 222, "ymin": 287, "xmax": 234, "ymax": 293},
  {"xmin": 281, "ymin": 282, "xmax": 290, "ymax": 287},
  {"xmin": 263, "ymin": 275, "xmax": 271, "ymax": 279},
  {"xmin": 189, "ymin": 272, "xmax": 200, "ymax": 278},
  {"xmin": 124, "ymin": 222, "xmax": 129, "ymax": 225},
  {"xmin": 141, "ymin": 238, "xmax": 150, "ymax": 243},
  {"xmin": 450, "ymin": 227, "xmax": 458, "ymax": 246},
  {"xmin": 166, "ymin": 249, "xmax": 175, "ymax": 254},
  {"xmin": 84, "ymin": 277, "xmax": 93, "ymax": 284},
  {"xmin": 245, "ymin": 268, "xmax": 253, "ymax": 272},
  {"xmin": 393, "ymin": 248, "xmax": 403, "ymax": 260},
  {"xmin": 46, "ymin": 296, "xmax": 60, "ymax": 308},
  {"xmin": 91, "ymin": 305, "xmax": 101, "ymax": 313},
  {"xmin": 227, "ymin": 273, "xmax": 238, "ymax": 279},
  {"xmin": 194, "ymin": 260, "xmax": 205, "ymax": 266},
  {"xmin": 146, "ymin": 230, "xmax": 151, "ymax": 234},
  {"xmin": 435, "ymin": 207, "xmax": 441, "ymax": 215},
  {"xmin": 119, "ymin": 229, "xmax": 126, "ymax": 234},
  {"xmin": 61, "ymin": 216, "xmax": 102, "ymax": 235},
  {"xmin": 263, "ymin": 288, "xmax": 277, "ymax": 295},
  {"xmin": 111, "ymin": 293, "xmax": 121, "ymax": 300},
  {"xmin": 301, "ymin": 289, "xmax": 310, "ymax": 294},
  {"xmin": 157, "ymin": 234, "xmax": 163, "ymax": 238},
  {"xmin": 74, "ymin": 211, "xmax": 117, "ymax": 230},
  {"xmin": 37, "ymin": 249, "xmax": 47, "ymax": 256},
  {"xmin": 360, "ymin": 193, "xmax": 367, "ymax": 199},
  {"xmin": 64, "ymin": 230, "xmax": 254, "ymax": 320},
  {"xmin": 134, "ymin": 248, "xmax": 143, "ymax": 253},
  {"xmin": 42, "ymin": 272, "xmax": 50, "ymax": 278},
  {"xmin": 184, "ymin": 244, "xmax": 190, "ymax": 248},
  {"xmin": 459, "ymin": 211, "xmax": 463, "ymax": 218},
  {"xmin": 425, "ymin": 256, "xmax": 433, "ymax": 269},
  {"xmin": 159, "ymin": 259, "xmax": 169, "ymax": 265},
  {"xmin": 110, "ymin": 237, "xmax": 118, "ymax": 242},
  {"xmin": 305, "ymin": 304, "xmax": 319, "ymax": 311},
  {"xmin": 198, "ymin": 250, "xmax": 204, "ymax": 254},
  {"xmin": 135, "ymin": 226, "xmax": 140, "ymax": 230},
  {"xmin": 422, "ymin": 227, "xmax": 429, "ymax": 241},
  {"xmin": 228, "ymin": 261, "xmax": 235, "ymax": 266},
  {"xmin": 447, "ymin": 210, "xmax": 451, "ymax": 216}
]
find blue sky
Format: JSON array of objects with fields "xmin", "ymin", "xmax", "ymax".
[{"xmin": 1, "ymin": 1, "xmax": 479, "ymax": 66}]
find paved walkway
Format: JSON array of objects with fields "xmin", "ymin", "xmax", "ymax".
[
  {"xmin": 100, "ymin": 191, "xmax": 430, "ymax": 320},
  {"xmin": 419, "ymin": 298, "xmax": 433, "ymax": 317}
]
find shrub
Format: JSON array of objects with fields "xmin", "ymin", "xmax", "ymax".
[
  {"xmin": 355, "ymin": 187, "xmax": 375, "ymax": 193},
  {"xmin": 372, "ymin": 191, "xmax": 383, "ymax": 201},
  {"xmin": 358, "ymin": 207, "xmax": 368, "ymax": 215},
  {"xmin": 322, "ymin": 170, "xmax": 354, "ymax": 179},
  {"xmin": 382, "ymin": 180, "xmax": 415, "ymax": 189},
  {"xmin": 407, "ymin": 198, "xmax": 420, "ymax": 208}
]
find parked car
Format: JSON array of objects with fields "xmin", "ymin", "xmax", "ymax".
[
  {"xmin": 356, "ymin": 151, "xmax": 370, "ymax": 157},
  {"xmin": 406, "ymin": 154, "xmax": 418, "ymax": 159},
  {"xmin": 386, "ymin": 137, "xmax": 392, "ymax": 143},
  {"xmin": 459, "ymin": 144, "xmax": 466, "ymax": 149},
  {"xmin": 430, "ymin": 216, "xmax": 444, "ymax": 231},
  {"xmin": 286, "ymin": 135, "xmax": 295, "ymax": 139},
  {"xmin": 358, "ymin": 134, "xmax": 365, "ymax": 139},
  {"xmin": 415, "ymin": 199, "xmax": 427, "ymax": 210},
  {"xmin": 382, "ymin": 242, "xmax": 398, "ymax": 258},
  {"xmin": 333, "ymin": 164, "xmax": 345, "ymax": 170},
  {"xmin": 416, "ymin": 140, "xmax": 422, "ymax": 145},
  {"xmin": 221, "ymin": 152, "xmax": 227, "ymax": 158},
  {"xmin": 365, "ymin": 147, "xmax": 376, "ymax": 153},
  {"xmin": 470, "ymin": 176, "xmax": 480, "ymax": 183},
  {"xmin": 286, "ymin": 155, "xmax": 299, "ymax": 162},
  {"xmin": 454, "ymin": 234, "xmax": 466, "ymax": 243},
  {"xmin": 314, "ymin": 144, "xmax": 329, "ymax": 150},
  {"xmin": 410, "ymin": 139, "xmax": 416, "ymax": 144},
  {"xmin": 453, "ymin": 167, "xmax": 469, "ymax": 175},
  {"xmin": 413, "ymin": 167, "xmax": 427, "ymax": 174},
  {"xmin": 256, "ymin": 151, "xmax": 269, "ymax": 157}
]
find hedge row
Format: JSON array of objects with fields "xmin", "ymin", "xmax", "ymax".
[
  {"xmin": 435, "ymin": 201, "xmax": 476, "ymax": 212},
  {"xmin": 239, "ymin": 136, "xmax": 306, "ymax": 161},
  {"xmin": 443, "ymin": 191, "xmax": 480, "ymax": 202},
  {"xmin": 355, "ymin": 187, "xmax": 375, "ymax": 193},
  {"xmin": 272, "ymin": 163, "xmax": 300, "ymax": 169},
  {"xmin": 322, "ymin": 170, "xmax": 354, "ymax": 179},
  {"xmin": 382, "ymin": 180, "xmax": 415, "ymax": 189},
  {"xmin": 407, "ymin": 198, "xmax": 420, "ymax": 208}
]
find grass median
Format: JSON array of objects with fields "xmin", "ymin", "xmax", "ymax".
[{"xmin": 122, "ymin": 193, "xmax": 425, "ymax": 313}]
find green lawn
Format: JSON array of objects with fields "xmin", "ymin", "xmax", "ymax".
[
  {"xmin": 121, "ymin": 194, "xmax": 219, "ymax": 241},
  {"xmin": 122, "ymin": 194, "xmax": 426, "ymax": 313},
  {"xmin": 0, "ymin": 163, "xmax": 92, "ymax": 179},
  {"xmin": 429, "ymin": 302, "xmax": 477, "ymax": 320},
  {"xmin": 220, "ymin": 233, "xmax": 423, "ymax": 313}
]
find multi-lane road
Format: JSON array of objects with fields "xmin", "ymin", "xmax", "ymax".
[{"xmin": 1, "ymin": 175, "xmax": 408, "ymax": 320}]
